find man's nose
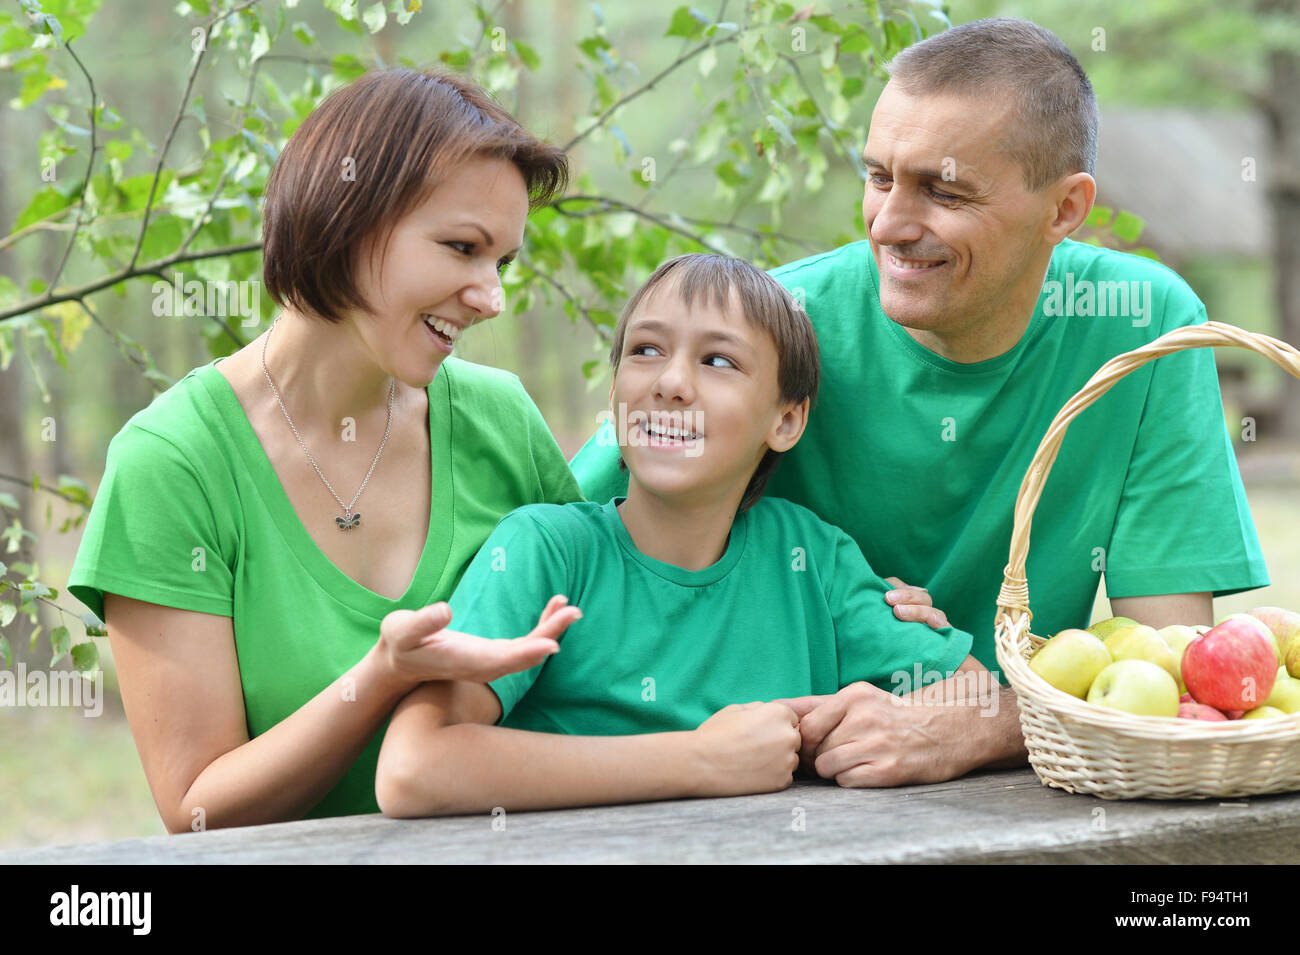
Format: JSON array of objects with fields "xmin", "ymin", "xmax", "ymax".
[{"xmin": 867, "ymin": 182, "xmax": 925, "ymax": 248}]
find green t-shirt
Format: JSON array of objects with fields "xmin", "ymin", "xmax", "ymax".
[
  {"xmin": 445, "ymin": 496, "xmax": 973, "ymax": 734},
  {"xmin": 570, "ymin": 239, "xmax": 1268, "ymax": 670},
  {"xmin": 68, "ymin": 355, "xmax": 583, "ymax": 819}
]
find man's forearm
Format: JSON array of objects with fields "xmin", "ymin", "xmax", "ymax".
[
  {"xmin": 378, "ymin": 722, "xmax": 704, "ymax": 817},
  {"xmin": 978, "ymin": 686, "xmax": 1029, "ymax": 769}
]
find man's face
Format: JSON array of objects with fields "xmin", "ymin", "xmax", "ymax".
[
  {"xmin": 610, "ymin": 283, "xmax": 800, "ymax": 506},
  {"xmin": 861, "ymin": 82, "xmax": 1057, "ymax": 347}
]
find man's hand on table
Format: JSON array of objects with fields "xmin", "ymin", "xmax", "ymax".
[{"xmin": 771, "ymin": 656, "xmax": 1028, "ymax": 787}]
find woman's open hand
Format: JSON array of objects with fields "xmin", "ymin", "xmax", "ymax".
[{"xmin": 377, "ymin": 594, "xmax": 581, "ymax": 686}]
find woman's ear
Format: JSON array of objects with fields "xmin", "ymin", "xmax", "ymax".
[{"xmin": 768, "ymin": 396, "xmax": 809, "ymax": 454}]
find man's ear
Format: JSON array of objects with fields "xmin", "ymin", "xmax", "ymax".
[
  {"xmin": 1047, "ymin": 171, "xmax": 1096, "ymax": 242},
  {"xmin": 768, "ymin": 396, "xmax": 809, "ymax": 454}
]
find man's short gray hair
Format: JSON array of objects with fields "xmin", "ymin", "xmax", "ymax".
[{"xmin": 884, "ymin": 17, "xmax": 1099, "ymax": 192}]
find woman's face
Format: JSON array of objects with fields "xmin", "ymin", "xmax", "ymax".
[{"xmin": 350, "ymin": 153, "xmax": 530, "ymax": 388}]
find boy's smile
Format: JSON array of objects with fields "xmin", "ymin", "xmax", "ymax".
[{"xmin": 610, "ymin": 281, "xmax": 803, "ymax": 513}]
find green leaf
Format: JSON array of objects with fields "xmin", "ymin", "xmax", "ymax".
[
  {"xmin": 292, "ymin": 21, "xmax": 315, "ymax": 45},
  {"xmin": 1086, "ymin": 205, "xmax": 1113, "ymax": 229},
  {"xmin": 1111, "ymin": 209, "xmax": 1145, "ymax": 244},
  {"xmin": 50, "ymin": 624, "xmax": 70, "ymax": 665},
  {"xmin": 666, "ymin": 6, "xmax": 707, "ymax": 38},
  {"xmin": 13, "ymin": 185, "xmax": 76, "ymax": 231},
  {"xmin": 0, "ymin": 601, "xmax": 16, "ymax": 628},
  {"xmin": 362, "ymin": 2, "xmax": 386, "ymax": 33},
  {"xmin": 71, "ymin": 641, "xmax": 99, "ymax": 672},
  {"xmin": 0, "ymin": 634, "xmax": 9, "ymax": 669},
  {"xmin": 0, "ymin": 492, "xmax": 18, "ymax": 510}
]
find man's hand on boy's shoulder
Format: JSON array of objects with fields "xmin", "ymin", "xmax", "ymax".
[
  {"xmin": 882, "ymin": 576, "xmax": 950, "ymax": 630},
  {"xmin": 771, "ymin": 656, "xmax": 1027, "ymax": 788}
]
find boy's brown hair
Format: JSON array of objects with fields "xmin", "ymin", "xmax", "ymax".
[
  {"xmin": 262, "ymin": 68, "xmax": 568, "ymax": 323},
  {"xmin": 608, "ymin": 253, "xmax": 821, "ymax": 513}
]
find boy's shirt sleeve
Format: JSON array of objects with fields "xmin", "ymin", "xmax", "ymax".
[
  {"xmin": 1104, "ymin": 298, "xmax": 1269, "ymax": 598},
  {"xmin": 446, "ymin": 508, "xmax": 572, "ymax": 723},
  {"xmin": 567, "ymin": 417, "xmax": 629, "ymax": 505},
  {"xmin": 824, "ymin": 528, "xmax": 974, "ymax": 693}
]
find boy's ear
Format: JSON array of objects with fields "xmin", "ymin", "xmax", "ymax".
[{"xmin": 767, "ymin": 396, "xmax": 809, "ymax": 454}]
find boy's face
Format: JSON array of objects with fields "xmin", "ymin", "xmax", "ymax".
[{"xmin": 610, "ymin": 281, "xmax": 807, "ymax": 506}]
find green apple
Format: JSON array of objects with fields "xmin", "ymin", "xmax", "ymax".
[
  {"xmin": 1029, "ymin": 629, "xmax": 1112, "ymax": 699},
  {"xmin": 1217, "ymin": 612, "xmax": 1282, "ymax": 665},
  {"xmin": 1262, "ymin": 667, "xmax": 1300, "ymax": 714},
  {"xmin": 1086, "ymin": 660, "xmax": 1180, "ymax": 717},
  {"xmin": 1156, "ymin": 624, "xmax": 1200, "ymax": 694},
  {"xmin": 1087, "ymin": 616, "xmax": 1139, "ymax": 642},
  {"xmin": 1103, "ymin": 624, "xmax": 1181, "ymax": 691},
  {"xmin": 1240, "ymin": 705, "xmax": 1288, "ymax": 720},
  {"xmin": 1288, "ymin": 638, "xmax": 1300, "ymax": 681}
]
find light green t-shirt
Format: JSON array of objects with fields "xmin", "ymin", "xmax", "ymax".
[
  {"xmin": 68, "ymin": 355, "xmax": 583, "ymax": 819},
  {"xmin": 445, "ymin": 496, "xmax": 973, "ymax": 735},
  {"xmin": 570, "ymin": 240, "xmax": 1269, "ymax": 671}
]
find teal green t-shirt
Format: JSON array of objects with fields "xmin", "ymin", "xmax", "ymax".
[
  {"xmin": 67, "ymin": 356, "xmax": 583, "ymax": 819},
  {"xmin": 445, "ymin": 496, "xmax": 974, "ymax": 734},
  {"xmin": 570, "ymin": 240, "xmax": 1269, "ymax": 670}
]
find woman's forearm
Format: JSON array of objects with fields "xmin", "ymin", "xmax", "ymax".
[
  {"xmin": 378, "ymin": 721, "xmax": 704, "ymax": 817},
  {"xmin": 175, "ymin": 644, "xmax": 416, "ymax": 831}
]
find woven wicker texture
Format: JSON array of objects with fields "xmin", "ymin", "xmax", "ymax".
[{"xmin": 994, "ymin": 321, "xmax": 1300, "ymax": 798}]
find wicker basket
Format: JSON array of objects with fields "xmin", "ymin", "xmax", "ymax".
[{"xmin": 993, "ymin": 321, "xmax": 1300, "ymax": 799}]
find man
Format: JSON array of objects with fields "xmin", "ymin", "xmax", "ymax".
[{"xmin": 568, "ymin": 18, "xmax": 1269, "ymax": 786}]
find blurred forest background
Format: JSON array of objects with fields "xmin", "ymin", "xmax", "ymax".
[{"xmin": 1, "ymin": 0, "xmax": 1298, "ymax": 848}]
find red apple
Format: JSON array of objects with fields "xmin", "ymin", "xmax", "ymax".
[
  {"xmin": 1180, "ymin": 692, "xmax": 1193, "ymax": 703},
  {"xmin": 1178, "ymin": 702, "xmax": 1229, "ymax": 721},
  {"xmin": 1182, "ymin": 619, "xmax": 1278, "ymax": 712}
]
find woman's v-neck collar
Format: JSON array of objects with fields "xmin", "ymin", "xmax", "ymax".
[{"xmin": 194, "ymin": 357, "xmax": 454, "ymax": 618}]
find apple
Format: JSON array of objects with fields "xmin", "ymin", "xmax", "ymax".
[
  {"xmin": 1180, "ymin": 692, "xmax": 1193, "ymax": 703},
  {"xmin": 1029, "ymin": 629, "xmax": 1112, "ymax": 699},
  {"xmin": 1288, "ymin": 639, "xmax": 1300, "ymax": 682},
  {"xmin": 1219, "ymin": 612, "xmax": 1283, "ymax": 665},
  {"xmin": 1087, "ymin": 616, "xmax": 1139, "ymax": 642},
  {"xmin": 1262, "ymin": 666, "xmax": 1300, "ymax": 714},
  {"xmin": 1240, "ymin": 705, "xmax": 1288, "ymax": 720},
  {"xmin": 1178, "ymin": 701, "xmax": 1228, "ymax": 721},
  {"xmin": 1247, "ymin": 607, "xmax": 1300, "ymax": 672},
  {"xmin": 1157, "ymin": 624, "xmax": 1200, "ymax": 694},
  {"xmin": 1103, "ymin": 624, "xmax": 1181, "ymax": 690},
  {"xmin": 1181, "ymin": 618, "xmax": 1278, "ymax": 712},
  {"xmin": 1086, "ymin": 660, "xmax": 1180, "ymax": 717}
]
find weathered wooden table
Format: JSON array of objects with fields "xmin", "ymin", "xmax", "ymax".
[{"xmin": 5, "ymin": 768, "xmax": 1300, "ymax": 864}]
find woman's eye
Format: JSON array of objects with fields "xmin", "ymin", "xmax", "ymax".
[
  {"xmin": 497, "ymin": 257, "xmax": 513, "ymax": 275},
  {"xmin": 705, "ymin": 354, "xmax": 735, "ymax": 368},
  {"xmin": 446, "ymin": 241, "xmax": 474, "ymax": 255}
]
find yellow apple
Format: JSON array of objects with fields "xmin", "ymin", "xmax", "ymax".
[
  {"xmin": 1262, "ymin": 667, "xmax": 1300, "ymax": 714},
  {"xmin": 1217, "ymin": 612, "xmax": 1282, "ymax": 665},
  {"xmin": 1029, "ymin": 629, "xmax": 1112, "ymax": 699},
  {"xmin": 1240, "ymin": 705, "xmax": 1288, "ymax": 720},
  {"xmin": 1086, "ymin": 660, "xmax": 1180, "ymax": 717},
  {"xmin": 1103, "ymin": 624, "xmax": 1181, "ymax": 691},
  {"xmin": 1157, "ymin": 625, "xmax": 1199, "ymax": 694},
  {"xmin": 1087, "ymin": 616, "xmax": 1139, "ymax": 642}
]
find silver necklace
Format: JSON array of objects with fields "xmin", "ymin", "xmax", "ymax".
[{"xmin": 260, "ymin": 315, "xmax": 395, "ymax": 531}]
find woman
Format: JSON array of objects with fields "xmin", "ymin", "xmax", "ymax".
[{"xmin": 67, "ymin": 69, "xmax": 584, "ymax": 832}]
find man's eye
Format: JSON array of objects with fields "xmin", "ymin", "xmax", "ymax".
[
  {"xmin": 930, "ymin": 187, "xmax": 960, "ymax": 202},
  {"xmin": 869, "ymin": 174, "xmax": 892, "ymax": 186}
]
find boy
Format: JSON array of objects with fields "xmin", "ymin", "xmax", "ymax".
[{"xmin": 376, "ymin": 253, "xmax": 985, "ymax": 817}]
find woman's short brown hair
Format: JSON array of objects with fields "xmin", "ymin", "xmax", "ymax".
[
  {"xmin": 608, "ymin": 253, "xmax": 821, "ymax": 514},
  {"xmin": 262, "ymin": 68, "xmax": 569, "ymax": 323}
]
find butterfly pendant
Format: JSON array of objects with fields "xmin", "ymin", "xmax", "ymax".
[{"xmin": 335, "ymin": 512, "xmax": 361, "ymax": 531}]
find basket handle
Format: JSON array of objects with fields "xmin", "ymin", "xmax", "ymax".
[{"xmin": 994, "ymin": 321, "xmax": 1300, "ymax": 635}]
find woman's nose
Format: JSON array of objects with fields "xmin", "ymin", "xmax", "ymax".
[{"xmin": 461, "ymin": 266, "xmax": 505, "ymax": 320}]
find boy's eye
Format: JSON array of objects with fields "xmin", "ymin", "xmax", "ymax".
[
  {"xmin": 629, "ymin": 344, "xmax": 662, "ymax": 358},
  {"xmin": 704, "ymin": 354, "xmax": 735, "ymax": 368}
]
